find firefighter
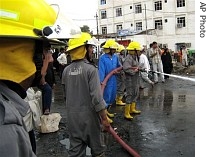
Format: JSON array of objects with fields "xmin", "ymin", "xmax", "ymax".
[
  {"xmin": 99, "ymin": 39, "xmax": 121, "ymax": 123},
  {"xmin": 115, "ymin": 44, "xmax": 126, "ymax": 106},
  {"xmin": 62, "ymin": 32, "xmax": 110, "ymax": 157},
  {"xmin": 0, "ymin": 0, "xmax": 65, "ymax": 156},
  {"xmin": 123, "ymin": 41, "xmax": 142, "ymax": 120}
]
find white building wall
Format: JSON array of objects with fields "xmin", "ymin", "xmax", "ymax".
[
  {"xmin": 98, "ymin": 0, "xmax": 195, "ymax": 51},
  {"xmin": 124, "ymin": 5, "xmax": 135, "ymax": 23},
  {"xmin": 187, "ymin": 14, "xmax": 195, "ymax": 34},
  {"xmin": 163, "ymin": 16, "xmax": 176, "ymax": 35},
  {"xmin": 143, "ymin": 1, "xmax": 152, "ymax": 16},
  {"xmin": 163, "ymin": 0, "xmax": 176, "ymax": 13}
]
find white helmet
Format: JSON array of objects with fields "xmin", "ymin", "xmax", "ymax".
[{"xmin": 87, "ymin": 36, "xmax": 100, "ymax": 47}]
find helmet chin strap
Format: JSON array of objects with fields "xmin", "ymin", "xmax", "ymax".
[
  {"xmin": 135, "ymin": 50, "xmax": 140, "ymax": 62},
  {"xmin": 109, "ymin": 48, "xmax": 115, "ymax": 56},
  {"xmin": 109, "ymin": 52, "xmax": 113, "ymax": 56}
]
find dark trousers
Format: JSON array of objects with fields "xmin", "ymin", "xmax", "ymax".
[
  {"xmin": 39, "ymin": 83, "xmax": 52, "ymax": 113},
  {"xmin": 59, "ymin": 64, "xmax": 66, "ymax": 79},
  {"xmin": 29, "ymin": 130, "xmax": 36, "ymax": 154},
  {"xmin": 163, "ymin": 66, "xmax": 172, "ymax": 79}
]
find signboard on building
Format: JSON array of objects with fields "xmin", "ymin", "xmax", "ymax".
[{"xmin": 117, "ymin": 29, "xmax": 141, "ymax": 37}]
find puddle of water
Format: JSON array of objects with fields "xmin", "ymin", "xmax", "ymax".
[
  {"xmin": 60, "ymin": 138, "xmax": 69, "ymax": 150},
  {"xmin": 60, "ymin": 138, "xmax": 91, "ymax": 155},
  {"xmin": 86, "ymin": 146, "xmax": 91, "ymax": 155},
  {"xmin": 52, "ymin": 89, "xmax": 55, "ymax": 103},
  {"xmin": 143, "ymin": 88, "xmax": 149, "ymax": 97}
]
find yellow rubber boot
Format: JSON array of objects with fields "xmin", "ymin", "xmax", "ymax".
[
  {"xmin": 116, "ymin": 96, "xmax": 126, "ymax": 106},
  {"xmin": 106, "ymin": 109, "xmax": 114, "ymax": 118},
  {"xmin": 107, "ymin": 115, "xmax": 113, "ymax": 124},
  {"xmin": 130, "ymin": 102, "xmax": 141, "ymax": 114},
  {"xmin": 124, "ymin": 104, "xmax": 133, "ymax": 120}
]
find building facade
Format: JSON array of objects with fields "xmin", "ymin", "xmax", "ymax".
[{"xmin": 98, "ymin": 0, "xmax": 195, "ymax": 51}]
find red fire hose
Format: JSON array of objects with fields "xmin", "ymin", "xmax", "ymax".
[
  {"xmin": 101, "ymin": 67, "xmax": 141, "ymax": 157},
  {"xmin": 101, "ymin": 67, "xmax": 123, "ymax": 93}
]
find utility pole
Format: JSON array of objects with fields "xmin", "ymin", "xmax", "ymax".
[
  {"xmin": 144, "ymin": 4, "xmax": 148, "ymax": 48},
  {"xmin": 95, "ymin": 12, "xmax": 100, "ymax": 58},
  {"xmin": 95, "ymin": 12, "xmax": 99, "ymax": 41}
]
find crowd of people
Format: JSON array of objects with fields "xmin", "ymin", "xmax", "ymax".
[
  {"xmin": 46, "ymin": 38, "xmax": 175, "ymax": 123},
  {"xmin": 0, "ymin": 1, "xmax": 186, "ymax": 156}
]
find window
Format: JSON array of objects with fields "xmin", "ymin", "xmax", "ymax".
[
  {"xmin": 154, "ymin": 1, "xmax": 162, "ymax": 11},
  {"xmin": 101, "ymin": 27, "xmax": 107, "ymax": 34},
  {"xmin": 101, "ymin": 0, "xmax": 106, "ymax": 5},
  {"xmin": 136, "ymin": 22, "xmax": 142, "ymax": 31},
  {"xmin": 130, "ymin": 6, "xmax": 132, "ymax": 9},
  {"xmin": 177, "ymin": 0, "xmax": 185, "ymax": 7},
  {"xmin": 116, "ymin": 8, "xmax": 122, "ymax": 17},
  {"xmin": 116, "ymin": 24, "xmax": 123, "ymax": 32},
  {"xmin": 177, "ymin": 17, "xmax": 186, "ymax": 27},
  {"xmin": 155, "ymin": 19, "xmax": 163, "ymax": 29},
  {"xmin": 135, "ymin": 4, "xmax": 142, "ymax": 13},
  {"xmin": 178, "ymin": 95, "xmax": 186, "ymax": 102},
  {"xmin": 101, "ymin": 10, "xmax": 107, "ymax": 19}
]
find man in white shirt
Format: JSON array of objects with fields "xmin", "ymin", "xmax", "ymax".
[
  {"xmin": 57, "ymin": 48, "xmax": 67, "ymax": 79},
  {"xmin": 139, "ymin": 50, "xmax": 154, "ymax": 87},
  {"xmin": 146, "ymin": 43, "xmax": 153, "ymax": 66}
]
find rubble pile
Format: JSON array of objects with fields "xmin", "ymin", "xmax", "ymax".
[{"xmin": 172, "ymin": 62, "xmax": 195, "ymax": 75}]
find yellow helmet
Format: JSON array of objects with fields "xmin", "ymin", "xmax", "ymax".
[
  {"xmin": 0, "ymin": 0, "xmax": 65, "ymax": 84},
  {"xmin": 117, "ymin": 44, "xmax": 125, "ymax": 53},
  {"xmin": 0, "ymin": 0, "xmax": 62, "ymax": 44},
  {"xmin": 67, "ymin": 32, "xmax": 92, "ymax": 51},
  {"xmin": 102, "ymin": 39, "xmax": 118, "ymax": 49},
  {"xmin": 126, "ymin": 41, "xmax": 141, "ymax": 51},
  {"xmin": 67, "ymin": 32, "xmax": 92, "ymax": 61}
]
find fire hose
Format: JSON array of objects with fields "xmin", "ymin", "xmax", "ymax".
[
  {"xmin": 127, "ymin": 67, "xmax": 195, "ymax": 82},
  {"xmin": 148, "ymin": 70, "xmax": 195, "ymax": 82},
  {"xmin": 101, "ymin": 67, "xmax": 141, "ymax": 157}
]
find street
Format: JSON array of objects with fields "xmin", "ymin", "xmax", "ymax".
[{"xmin": 36, "ymin": 74, "xmax": 195, "ymax": 157}]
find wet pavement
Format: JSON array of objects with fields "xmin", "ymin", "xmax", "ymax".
[{"xmin": 36, "ymin": 74, "xmax": 195, "ymax": 157}]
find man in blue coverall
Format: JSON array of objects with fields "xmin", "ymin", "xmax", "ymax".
[{"xmin": 99, "ymin": 39, "xmax": 121, "ymax": 123}]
